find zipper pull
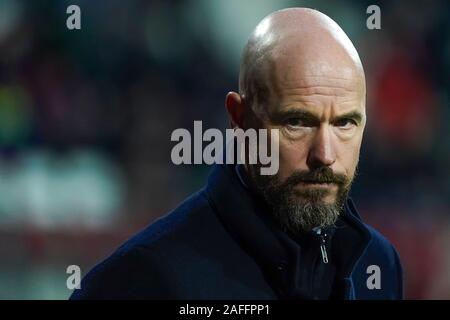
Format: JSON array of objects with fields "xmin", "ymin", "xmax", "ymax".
[
  {"xmin": 315, "ymin": 228, "xmax": 329, "ymax": 264},
  {"xmin": 320, "ymin": 242, "xmax": 329, "ymax": 264}
]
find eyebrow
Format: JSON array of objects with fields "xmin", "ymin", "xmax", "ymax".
[
  {"xmin": 272, "ymin": 109, "xmax": 364, "ymax": 125},
  {"xmin": 333, "ymin": 111, "xmax": 364, "ymax": 124}
]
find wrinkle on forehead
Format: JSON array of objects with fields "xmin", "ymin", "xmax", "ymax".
[{"xmin": 239, "ymin": 8, "xmax": 366, "ymax": 111}]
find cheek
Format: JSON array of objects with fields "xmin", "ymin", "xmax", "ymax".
[
  {"xmin": 277, "ymin": 137, "xmax": 309, "ymax": 181},
  {"xmin": 335, "ymin": 137, "xmax": 363, "ymax": 178}
]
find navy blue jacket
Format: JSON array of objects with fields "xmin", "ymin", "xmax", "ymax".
[{"xmin": 71, "ymin": 164, "xmax": 403, "ymax": 300}]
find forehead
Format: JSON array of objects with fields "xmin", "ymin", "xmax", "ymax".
[
  {"xmin": 268, "ymin": 47, "xmax": 364, "ymax": 87},
  {"xmin": 258, "ymin": 51, "xmax": 366, "ymax": 114}
]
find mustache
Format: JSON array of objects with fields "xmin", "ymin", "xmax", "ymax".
[{"xmin": 284, "ymin": 167, "xmax": 349, "ymax": 186}]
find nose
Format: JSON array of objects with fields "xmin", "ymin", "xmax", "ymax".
[{"xmin": 306, "ymin": 124, "xmax": 336, "ymax": 169}]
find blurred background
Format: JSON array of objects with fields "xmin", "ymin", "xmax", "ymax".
[{"xmin": 0, "ymin": 0, "xmax": 449, "ymax": 299}]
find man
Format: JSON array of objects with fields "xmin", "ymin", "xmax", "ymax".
[{"xmin": 71, "ymin": 8, "xmax": 403, "ymax": 300}]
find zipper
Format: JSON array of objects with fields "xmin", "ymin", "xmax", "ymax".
[{"xmin": 314, "ymin": 228, "xmax": 329, "ymax": 264}]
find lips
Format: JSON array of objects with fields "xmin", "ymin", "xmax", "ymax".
[
  {"xmin": 300, "ymin": 180, "xmax": 335, "ymax": 184},
  {"xmin": 296, "ymin": 181, "xmax": 337, "ymax": 190}
]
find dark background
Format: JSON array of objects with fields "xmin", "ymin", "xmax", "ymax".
[{"xmin": 0, "ymin": 0, "xmax": 449, "ymax": 299}]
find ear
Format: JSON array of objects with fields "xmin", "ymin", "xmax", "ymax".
[{"xmin": 225, "ymin": 91, "xmax": 246, "ymax": 129}]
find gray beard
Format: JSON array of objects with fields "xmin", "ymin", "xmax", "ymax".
[
  {"xmin": 269, "ymin": 190, "xmax": 343, "ymax": 234},
  {"xmin": 248, "ymin": 165, "xmax": 351, "ymax": 234}
]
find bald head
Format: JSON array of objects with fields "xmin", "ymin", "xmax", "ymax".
[{"xmin": 239, "ymin": 8, "xmax": 365, "ymax": 112}]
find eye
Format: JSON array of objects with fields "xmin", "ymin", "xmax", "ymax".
[
  {"xmin": 334, "ymin": 118, "xmax": 357, "ymax": 129},
  {"xmin": 286, "ymin": 118, "xmax": 304, "ymax": 128},
  {"xmin": 285, "ymin": 117, "xmax": 315, "ymax": 129}
]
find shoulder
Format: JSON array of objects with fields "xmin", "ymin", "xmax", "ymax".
[
  {"xmin": 71, "ymin": 188, "xmax": 228, "ymax": 299},
  {"xmin": 70, "ymin": 244, "xmax": 170, "ymax": 299},
  {"xmin": 354, "ymin": 222, "xmax": 404, "ymax": 299},
  {"xmin": 364, "ymin": 223, "xmax": 402, "ymax": 265},
  {"xmin": 122, "ymin": 188, "xmax": 215, "ymax": 250}
]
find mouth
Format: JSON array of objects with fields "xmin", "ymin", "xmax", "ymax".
[
  {"xmin": 297, "ymin": 181, "xmax": 337, "ymax": 188},
  {"xmin": 300, "ymin": 180, "xmax": 335, "ymax": 184}
]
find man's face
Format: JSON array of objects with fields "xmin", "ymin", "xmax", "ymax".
[{"xmin": 247, "ymin": 57, "xmax": 366, "ymax": 233}]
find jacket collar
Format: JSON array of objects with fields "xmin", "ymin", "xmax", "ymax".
[
  {"xmin": 205, "ymin": 164, "xmax": 372, "ymax": 298},
  {"xmin": 206, "ymin": 164, "xmax": 288, "ymax": 276}
]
